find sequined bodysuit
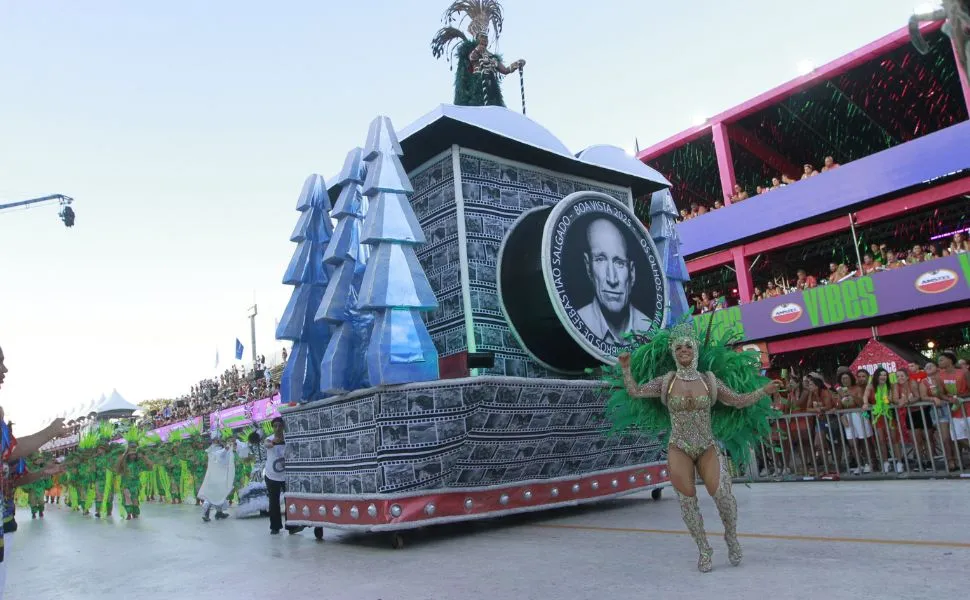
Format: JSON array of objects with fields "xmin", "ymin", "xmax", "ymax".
[
  {"xmin": 666, "ymin": 391, "xmax": 717, "ymax": 459},
  {"xmin": 622, "ymin": 371, "xmax": 765, "ymax": 462}
]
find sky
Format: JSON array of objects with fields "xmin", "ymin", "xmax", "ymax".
[{"xmin": 0, "ymin": 0, "xmax": 933, "ymax": 431}]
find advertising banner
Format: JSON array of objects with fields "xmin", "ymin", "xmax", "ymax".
[
  {"xmin": 150, "ymin": 417, "xmax": 202, "ymax": 441},
  {"xmin": 694, "ymin": 254, "xmax": 970, "ymax": 343},
  {"xmin": 208, "ymin": 394, "xmax": 281, "ymax": 431}
]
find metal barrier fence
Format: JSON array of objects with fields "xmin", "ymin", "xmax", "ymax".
[{"xmin": 743, "ymin": 401, "xmax": 970, "ymax": 480}]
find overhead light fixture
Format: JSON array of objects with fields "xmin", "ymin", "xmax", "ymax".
[
  {"xmin": 796, "ymin": 60, "xmax": 816, "ymax": 76},
  {"xmin": 927, "ymin": 341, "xmax": 936, "ymax": 349}
]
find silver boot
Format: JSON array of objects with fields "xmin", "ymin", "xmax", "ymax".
[
  {"xmin": 713, "ymin": 459, "xmax": 742, "ymax": 566},
  {"xmin": 678, "ymin": 491, "xmax": 713, "ymax": 572}
]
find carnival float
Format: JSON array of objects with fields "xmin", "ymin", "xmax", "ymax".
[{"xmin": 275, "ymin": 0, "xmax": 694, "ymax": 548}]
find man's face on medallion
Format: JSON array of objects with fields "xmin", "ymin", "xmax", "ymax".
[{"xmin": 584, "ymin": 218, "xmax": 634, "ymax": 317}]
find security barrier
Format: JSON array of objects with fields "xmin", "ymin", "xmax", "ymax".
[{"xmin": 745, "ymin": 401, "xmax": 970, "ymax": 480}]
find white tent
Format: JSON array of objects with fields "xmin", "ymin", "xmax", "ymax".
[{"xmin": 95, "ymin": 389, "xmax": 139, "ymax": 418}]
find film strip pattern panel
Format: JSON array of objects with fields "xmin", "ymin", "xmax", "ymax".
[
  {"xmin": 408, "ymin": 155, "xmax": 466, "ymax": 357},
  {"xmin": 283, "ymin": 378, "xmax": 663, "ymax": 496},
  {"xmin": 458, "ymin": 152, "xmax": 628, "ymax": 378},
  {"xmin": 284, "ymin": 394, "xmax": 380, "ymax": 494}
]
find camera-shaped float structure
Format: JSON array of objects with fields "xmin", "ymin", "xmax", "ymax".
[{"xmin": 279, "ymin": 106, "xmax": 690, "ymax": 539}]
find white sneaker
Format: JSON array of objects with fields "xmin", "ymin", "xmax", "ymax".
[
  {"xmin": 862, "ymin": 464, "xmax": 872, "ymax": 474},
  {"xmin": 895, "ymin": 461, "xmax": 905, "ymax": 474},
  {"xmin": 882, "ymin": 461, "xmax": 891, "ymax": 473}
]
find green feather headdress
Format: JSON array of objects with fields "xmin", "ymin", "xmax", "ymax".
[
  {"xmin": 96, "ymin": 423, "xmax": 116, "ymax": 443},
  {"xmin": 260, "ymin": 421, "xmax": 274, "ymax": 437},
  {"xmin": 78, "ymin": 430, "xmax": 101, "ymax": 450},
  {"xmin": 178, "ymin": 422, "xmax": 203, "ymax": 440},
  {"xmin": 122, "ymin": 427, "xmax": 146, "ymax": 447}
]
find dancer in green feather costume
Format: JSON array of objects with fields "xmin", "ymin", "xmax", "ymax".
[
  {"xmin": 430, "ymin": 1, "xmax": 525, "ymax": 107},
  {"xmin": 606, "ymin": 322, "xmax": 780, "ymax": 573}
]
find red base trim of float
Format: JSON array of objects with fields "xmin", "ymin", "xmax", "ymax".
[{"xmin": 284, "ymin": 463, "xmax": 669, "ymax": 531}]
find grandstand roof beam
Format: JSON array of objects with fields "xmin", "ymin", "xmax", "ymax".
[
  {"xmin": 637, "ymin": 22, "xmax": 944, "ymax": 163},
  {"xmin": 724, "ymin": 123, "xmax": 802, "ymax": 181},
  {"xmin": 765, "ymin": 306, "xmax": 970, "ymax": 354},
  {"xmin": 712, "ymin": 123, "xmax": 737, "ymax": 203}
]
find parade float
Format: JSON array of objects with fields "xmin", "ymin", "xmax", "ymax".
[{"xmin": 276, "ymin": 0, "xmax": 693, "ymax": 547}]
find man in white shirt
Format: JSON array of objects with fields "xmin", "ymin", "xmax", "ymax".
[
  {"xmin": 576, "ymin": 218, "xmax": 652, "ymax": 344},
  {"xmin": 263, "ymin": 417, "xmax": 288, "ymax": 534}
]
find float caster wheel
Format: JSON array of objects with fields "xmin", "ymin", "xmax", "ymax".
[
  {"xmin": 390, "ymin": 533, "xmax": 405, "ymax": 550},
  {"xmin": 651, "ymin": 488, "xmax": 662, "ymax": 501},
  {"xmin": 314, "ymin": 527, "xmax": 324, "ymax": 541}
]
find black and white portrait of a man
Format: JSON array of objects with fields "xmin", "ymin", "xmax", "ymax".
[{"xmin": 576, "ymin": 218, "xmax": 653, "ymax": 344}]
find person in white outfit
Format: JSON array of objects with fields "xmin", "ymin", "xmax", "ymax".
[{"xmin": 198, "ymin": 431, "xmax": 250, "ymax": 522}]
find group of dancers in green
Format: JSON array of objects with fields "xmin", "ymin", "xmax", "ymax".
[{"xmin": 16, "ymin": 421, "xmax": 272, "ymax": 521}]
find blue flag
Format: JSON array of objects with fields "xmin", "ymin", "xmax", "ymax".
[{"xmin": 235, "ymin": 339, "xmax": 244, "ymax": 360}]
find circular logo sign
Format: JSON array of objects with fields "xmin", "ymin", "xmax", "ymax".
[
  {"xmin": 541, "ymin": 191, "xmax": 667, "ymax": 364},
  {"xmin": 771, "ymin": 302, "xmax": 803, "ymax": 324},
  {"xmin": 915, "ymin": 269, "xmax": 958, "ymax": 294}
]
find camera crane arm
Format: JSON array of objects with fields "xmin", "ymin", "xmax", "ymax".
[{"xmin": 0, "ymin": 194, "xmax": 76, "ymax": 226}]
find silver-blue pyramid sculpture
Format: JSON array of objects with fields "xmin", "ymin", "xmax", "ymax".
[
  {"xmin": 648, "ymin": 189, "xmax": 691, "ymax": 326},
  {"xmin": 315, "ymin": 147, "xmax": 375, "ymax": 394},
  {"xmin": 356, "ymin": 115, "xmax": 439, "ymax": 385},
  {"xmin": 276, "ymin": 174, "xmax": 335, "ymax": 404}
]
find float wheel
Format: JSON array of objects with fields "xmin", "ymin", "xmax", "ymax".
[
  {"xmin": 390, "ymin": 533, "xmax": 406, "ymax": 550},
  {"xmin": 314, "ymin": 527, "xmax": 324, "ymax": 541},
  {"xmin": 651, "ymin": 488, "xmax": 662, "ymax": 501}
]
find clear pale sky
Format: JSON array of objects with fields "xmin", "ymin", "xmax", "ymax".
[{"xmin": 0, "ymin": 0, "xmax": 929, "ymax": 431}]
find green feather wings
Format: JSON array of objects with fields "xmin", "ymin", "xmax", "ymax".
[{"xmin": 602, "ymin": 322, "xmax": 779, "ymax": 464}]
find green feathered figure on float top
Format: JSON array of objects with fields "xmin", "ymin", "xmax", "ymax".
[
  {"xmin": 603, "ymin": 321, "xmax": 781, "ymax": 573},
  {"xmin": 431, "ymin": 0, "xmax": 525, "ymax": 107}
]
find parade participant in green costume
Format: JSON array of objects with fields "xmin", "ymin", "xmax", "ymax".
[
  {"xmin": 167, "ymin": 437, "xmax": 189, "ymax": 504},
  {"xmin": 606, "ymin": 321, "xmax": 780, "ymax": 573},
  {"xmin": 113, "ymin": 430, "xmax": 154, "ymax": 520},
  {"xmin": 95, "ymin": 441, "xmax": 125, "ymax": 518},
  {"xmin": 431, "ymin": 0, "xmax": 525, "ymax": 107},
  {"xmin": 24, "ymin": 456, "xmax": 52, "ymax": 520},
  {"xmin": 187, "ymin": 435, "xmax": 208, "ymax": 505}
]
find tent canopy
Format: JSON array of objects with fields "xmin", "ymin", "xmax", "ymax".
[
  {"xmin": 95, "ymin": 389, "xmax": 139, "ymax": 417},
  {"xmin": 849, "ymin": 339, "xmax": 925, "ymax": 375}
]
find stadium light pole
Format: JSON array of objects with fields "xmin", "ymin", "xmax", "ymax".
[{"xmin": 247, "ymin": 304, "xmax": 258, "ymax": 365}]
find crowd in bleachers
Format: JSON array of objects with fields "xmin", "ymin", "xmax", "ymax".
[
  {"xmin": 678, "ymin": 155, "xmax": 840, "ymax": 222},
  {"xmin": 689, "ymin": 231, "xmax": 969, "ymax": 312},
  {"xmin": 145, "ymin": 351, "xmax": 287, "ymax": 428}
]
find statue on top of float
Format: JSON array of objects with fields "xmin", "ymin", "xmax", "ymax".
[
  {"xmin": 431, "ymin": 0, "xmax": 526, "ymax": 107},
  {"xmin": 909, "ymin": 1, "xmax": 968, "ymax": 77}
]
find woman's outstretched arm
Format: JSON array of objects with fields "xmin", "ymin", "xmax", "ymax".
[
  {"xmin": 716, "ymin": 377, "xmax": 780, "ymax": 408},
  {"xmin": 617, "ymin": 353, "xmax": 663, "ymax": 398}
]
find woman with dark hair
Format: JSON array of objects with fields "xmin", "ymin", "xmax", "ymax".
[
  {"xmin": 895, "ymin": 369, "xmax": 933, "ymax": 469},
  {"xmin": 806, "ymin": 376, "xmax": 839, "ymax": 472},
  {"xmin": 863, "ymin": 368, "xmax": 904, "ymax": 473},
  {"xmin": 923, "ymin": 361, "xmax": 956, "ymax": 470},
  {"xmin": 937, "ymin": 351, "xmax": 970, "ymax": 468}
]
